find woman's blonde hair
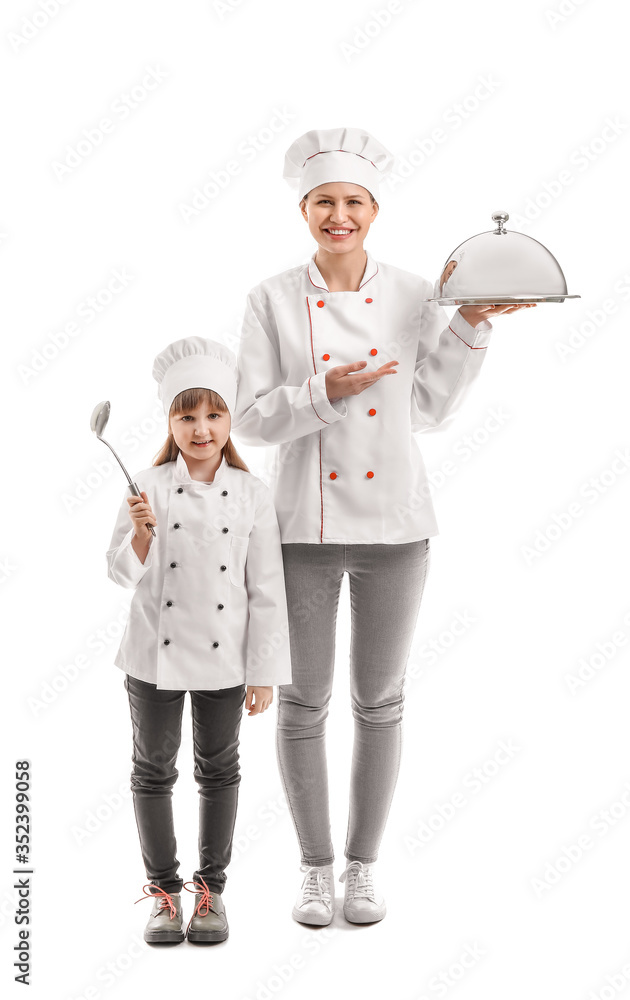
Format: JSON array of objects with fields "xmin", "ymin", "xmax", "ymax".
[{"xmin": 152, "ymin": 387, "xmax": 249, "ymax": 472}]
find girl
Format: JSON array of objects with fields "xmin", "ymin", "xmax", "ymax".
[
  {"xmin": 233, "ymin": 127, "xmax": 534, "ymax": 926},
  {"xmin": 106, "ymin": 336, "xmax": 292, "ymax": 944}
]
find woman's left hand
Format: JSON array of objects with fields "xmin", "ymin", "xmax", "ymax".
[{"xmin": 458, "ymin": 303, "xmax": 537, "ymax": 327}]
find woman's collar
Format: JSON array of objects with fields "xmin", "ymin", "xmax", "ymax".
[{"xmin": 307, "ymin": 251, "xmax": 379, "ymax": 292}]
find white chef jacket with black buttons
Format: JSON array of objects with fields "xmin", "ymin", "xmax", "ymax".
[
  {"xmin": 233, "ymin": 252, "xmax": 492, "ymax": 544},
  {"xmin": 106, "ymin": 452, "xmax": 292, "ymax": 691}
]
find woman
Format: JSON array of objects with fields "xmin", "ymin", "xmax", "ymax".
[{"xmin": 233, "ymin": 127, "xmax": 532, "ymax": 925}]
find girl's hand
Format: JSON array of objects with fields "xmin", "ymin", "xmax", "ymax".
[
  {"xmin": 458, "ymin": 303, "xmax": 537, "ymax": 327},
  {"xmin": 245, "ymin": 685, "xmax": 273, "ymax": 716},
  {"xmin": 326, "ymin": 359, "xmax": 398, "ymax": 400},
  {"xmin": 127, "ymin": 491, "xmax": 157, "ymax": 537}
]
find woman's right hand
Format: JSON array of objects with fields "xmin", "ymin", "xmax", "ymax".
[
  {"xmin": 326, "ymin": 359, "xmax": 398, "ymax": 400},
  {"xmin": 127, "ymin": 491, "xmax": 157, "ymax": 537}
]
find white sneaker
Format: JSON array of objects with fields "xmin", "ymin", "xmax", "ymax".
[
  {"xmin": 291, "ymin": 864, "xmax": 335, "ymax": 925},
  {"xmin": 339, "ymin": 861, "xmax": 386, "ymax": 923}
]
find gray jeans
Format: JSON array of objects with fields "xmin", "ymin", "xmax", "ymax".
[{"xmin": 277, "ymin": 539, "xmax": 431, "ymax": 867}]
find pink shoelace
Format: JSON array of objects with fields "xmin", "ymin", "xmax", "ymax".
[
  {"xmin": 134, "ymin": 883, "xmax": 180, "ymax": 920},
  {"xmin": 182, "ymin": 875, "xmax": 215, "ymax": 936}
]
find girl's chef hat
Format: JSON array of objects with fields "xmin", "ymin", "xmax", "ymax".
[
  {"xmin": 283, "ymin": 127, "xmax": 394, "ymax": 202},
  {"xmin": 152, "ymin": 337, "xmax": 237, "ymax": 416}
]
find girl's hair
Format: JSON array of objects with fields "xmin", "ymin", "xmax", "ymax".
[{"xmin": 153, "ymin": 387, "xmax": 249, "ymax": 472}]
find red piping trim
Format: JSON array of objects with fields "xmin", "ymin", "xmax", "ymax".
[
  {"xmin": 449, "ymin": 324, "xmax": 487, "ymax": 350},
  {"xmin": 307, "ymin": 376, "xmax": 329, "ymax": 424},
  {"xmin": 306, "ymin": 299, "xmax": 331, "ymax": 423},
  {"xmin": 308, "ymin": 258, "xmax": 378, "ymax": 291},
  {"xmin": 308, "ymin": 268, "xmax": 327, "ymax": 291},
  {"xmin": 359, "ymin": 261, "xmax": 378, "ymax": 289},
  {"xmin": 318, "ymin": 434, "xmax": 324, "ymax": 543},
  {"xmin": 306, "ymin": 296, "xmax": 327, "ymax": 542}
]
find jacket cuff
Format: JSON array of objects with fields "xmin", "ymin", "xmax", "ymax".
[
  {"xmin": 117, "ymin": 528, "xmax": 154, "ymax": 585},
  {"xmin": 307, "ymin": 370, "xmax": 348, "ymax": 422},
  {"xmin": 449, "ymin": 309, "xmax": 493, "ymax": 349}
]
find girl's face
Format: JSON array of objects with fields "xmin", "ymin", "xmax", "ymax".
[
  {"xmin": 300, "ymin": 182, "xmax": 378, "ymax": 255},
  {"xmin": 169, "ymin": 399, "xmax": 231, "ymax": 470}
]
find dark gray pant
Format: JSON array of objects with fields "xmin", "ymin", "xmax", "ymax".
[
  {"xmin": 124, "ymin": 673, "xmax": 246, "ymax": 896},
  {"xmin": 277, "ymin": 539, "xmax": 431, "ymax": 867}
]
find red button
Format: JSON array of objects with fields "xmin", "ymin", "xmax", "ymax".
[
  {"xmin": 366, "ymin": 471, "xmax": 374, "ymax": 479},
  {"xmin": 365, "ymin": 298, "xmax": 373, "ymax": 304},
  {"xmin": 370, "ymin": 348, "xmax": 378, "ymax": 356},
  {"xmin": 322, "ymin": 353, "xmax": 330, "ymax": 361},
  {"xmin": 329, "ymin": 472, "xmax": 337, "ymax": 480},
  {"xmin": 368, "ymin": 408, "xmax": 376, "ymax": 416},
  {"xmin": 317, "ymin": 300, "xmax": 325, "ymax": 308}
]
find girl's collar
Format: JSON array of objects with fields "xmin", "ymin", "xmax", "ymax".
[
  {"xmin": 307, "ymin": 251, "xmax": 379, "ymax": 292},
  {"xmin": 172, "ymin": 450, "xmax": 227, "ymax": 487}
]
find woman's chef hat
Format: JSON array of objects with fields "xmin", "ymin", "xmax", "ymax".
[
  {"xmin": 283, "ymin": 127, "xmax": 395, "ymax": 202},
  {"xmin": 152, "ymin": 337, "xmax": 237, "ymax": 417}
]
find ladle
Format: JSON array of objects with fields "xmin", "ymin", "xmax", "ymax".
[{"xmin": 90, "ymin": 401, "xmax": 156, "ymax": 537}]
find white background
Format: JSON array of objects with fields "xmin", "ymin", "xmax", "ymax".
[{"xmin": 3, "ymin": 0, "xmax": 629, "ymax": 997}]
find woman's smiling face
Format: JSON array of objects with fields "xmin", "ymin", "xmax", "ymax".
[{"xmin": 300, "ymin": 182, "xmax": 378, "ymax": 254}]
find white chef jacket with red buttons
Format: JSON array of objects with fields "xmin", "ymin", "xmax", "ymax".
[
  {"xmin": 233, "ymin": 252, "xmax": 493, "ymax": 544},
  {"xmin": 105, "ymin": 452, "xmax": 292, "ymax": 691}
]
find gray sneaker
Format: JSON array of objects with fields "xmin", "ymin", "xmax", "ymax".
[
  {"xmin": 292, "ymin": 865, "xmax": 335, "ymax": 925},
  {"xmin": 183, "ymin": 877, "xmax": 229, "ymax": 943},
  {"xmin": 134, "ymin": 884, "xmax": 185, "ymax": 943}
]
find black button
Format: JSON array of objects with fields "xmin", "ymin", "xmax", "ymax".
[
  {"xmin": 221, "ymin": 490, "xmax": 228, "ymax": 496},
  {"xmin": 222, "ymin": 527, "xmax": 228, "ymax": 533},
  {"xmin": 166, "ymin": 601, "xmax": 173, "ymax": 607},
  {"xmin": 212, "ymin": 641, "xmax": 219, "ymax": 648},
  {"xmin": 177, "ymin": 487, "xmax": 183, "ymax": 494},
  {"xmin": 163, "ymin": 639, "xmax": 170, "ymax": 645},
  {"xmin": 170, "ymin": 562, "xmax": 177, "ymax": 568},
  {"xmin": 174, "ymin": 522, "xmax": 181, "ymax": 529},
  {"xmin": 217, "ymin": 604, "xmax": 224, "ymax": 610},
  {"xmin": 220, "ymin": 564, "xmax": 226, "ymax": 571}
]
